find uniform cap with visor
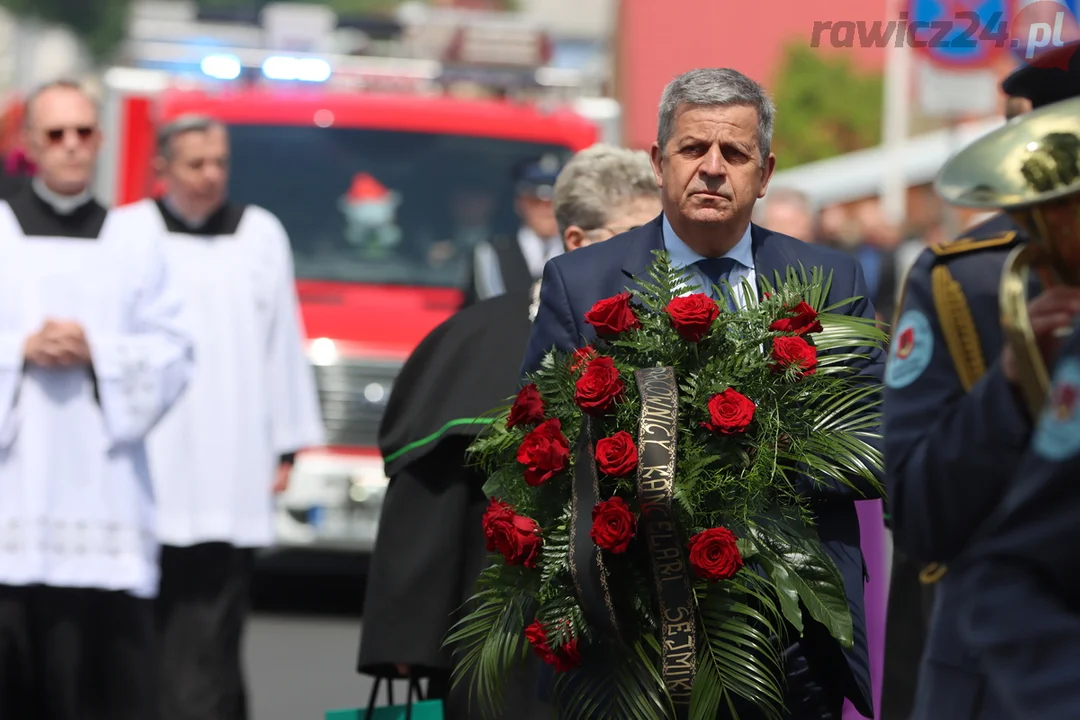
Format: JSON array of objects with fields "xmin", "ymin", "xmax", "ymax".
[
  {"xmin": 514, "ymin": 153, "xmax": 564, "ymax": 201},
  {"xmin": 1001, "ymin": 40, "xmax": 1080, "ymax": 108}
]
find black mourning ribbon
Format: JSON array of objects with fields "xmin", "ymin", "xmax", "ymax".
[
  {"xmin": 569, "ymin": 366, "xmax": 697, "ymax": 719},
  {"xmin": 570, "ymin": 416, "xmax": 623, "ymax": 644}
]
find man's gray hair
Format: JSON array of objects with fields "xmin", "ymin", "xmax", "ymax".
[
  {"xmin": 157, "ymin": 114, "xmax": 226, "ymax": 159},
  {"xmin": 553, "ymin": 143, "xmax": 658, "ymax": 236},
  {"xmin": 657, "ymin": 68, "xmax": 776, "ymax": 165}
]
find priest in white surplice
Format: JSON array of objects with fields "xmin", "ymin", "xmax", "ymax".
[
  {"xmin": 0, "ymin": 81, "xmax": 193, "ymax": 719},
  {"xmin": 112, "ymin": 114, "xmax": 325, "ymax": 720}
]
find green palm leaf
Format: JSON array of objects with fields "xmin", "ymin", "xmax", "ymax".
[
  {"xmin": 751, "ymin": 516, "xmax": 854, "ymax": 648},
  {"xmin": 552, "ymin": 637, "xmax": 672, "ymax": 720},
  {"xmin": 445, "ymin": 567, "xmax": 531, "ymax": 719},
  {"xmin": 694, "ymin": 574, "xmax": 787, "ymax": 720}
]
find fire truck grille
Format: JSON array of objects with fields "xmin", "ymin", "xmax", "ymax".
[{"xmin": 311, "ymin": 359, "xmax": 401, "ymax": 448}]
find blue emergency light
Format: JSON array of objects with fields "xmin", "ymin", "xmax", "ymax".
[
  {"xmin": 261, "ymin": 56, "xmax": 332, "ymax": 82},
  {"xmin": 200, "ymin": 54, "xmax": 242, "ymax": 80}
]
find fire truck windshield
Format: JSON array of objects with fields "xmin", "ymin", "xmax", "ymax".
[{"xmin": 225, "ymin": 124, "xmax": 575, "ymax": 288}]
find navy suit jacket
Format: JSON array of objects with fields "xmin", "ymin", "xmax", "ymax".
[
  {"xmin": 953, "ymin": 318, "xmax": 1080, "ymax": 720},
  {"xmin": 521, "ymin": 215, "xmax": 885, "ymax": 717}
]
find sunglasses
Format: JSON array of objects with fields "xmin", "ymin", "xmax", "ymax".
[{"xmin": 44, "ymin": 126, "xmax": 95, "ymax": 144}]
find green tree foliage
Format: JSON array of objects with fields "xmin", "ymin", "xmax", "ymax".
[
  {"xmin": 0, "ymin": 0, "xmax": 133, "ymax": 61},
  {"xmin": 769, "ymin": 42, "xmax": 885, "ymax": 171}
]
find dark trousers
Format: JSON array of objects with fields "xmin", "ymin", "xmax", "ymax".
[
  {"xmin": 880, "ymin": 550, "xmax": 937, "ymax": 720},
  {"xmin": 0, "ymin": 583, "xmax": 158, "ymax": 720},
  {"xmin": 156, "ymin": 543, "xmax": 255, "ymax": 720}
]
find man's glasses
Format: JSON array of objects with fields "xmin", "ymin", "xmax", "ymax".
[{"xmin": 43, "ymin": 126, "xmax": 95, "ymax": 144}]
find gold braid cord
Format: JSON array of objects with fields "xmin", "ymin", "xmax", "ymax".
[
  {"xmin": 931, "ymin": 265, "xmax": 988, "ymax": 392},
  {"xmin": 917, "ymin": 265, "xmax": 989, "ymax": 585}
]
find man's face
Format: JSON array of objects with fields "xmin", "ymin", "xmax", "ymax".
[
  {"xmin": 762, "ymin": 201, "xmax": 814, "ymax": 243},
  {"xmin": 24, "ymin": 87, "xmax": 101, "ymax": 195},
  {"xmin": 516, "ymin": 193, "xmax": 559, "ymax": 238},
  {"xmin": 650, "ymin": 104, "xmax": 775, "ymax": 231},
  {"xmin": 159, "ymin": 125, "xmax": 230, "ymax": 213},
  {"xmin": 1005, "ymin": 95, "xmax": 1032, "ymax": 121}
]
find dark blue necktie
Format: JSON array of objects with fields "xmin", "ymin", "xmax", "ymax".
[{"xmin": 695, "ymin": 257, "xmax": 739, "ymax": 311}]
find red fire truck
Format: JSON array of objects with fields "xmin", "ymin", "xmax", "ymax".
[{"xmin": 85, "ymin": 54, "xmax": 600, "ymax": 559}]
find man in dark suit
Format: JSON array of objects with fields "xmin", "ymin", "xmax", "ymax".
[
  {"xmin": 523, "ymin": 67, "xmax": 885, "ymax": 719},
  {"xmin": 880, "ymin": 45, "xmax": 1080, "ymax": 720},
  {"xmin": 951, "ymin": 316, "xmax": 1080, "ymax": 718}
]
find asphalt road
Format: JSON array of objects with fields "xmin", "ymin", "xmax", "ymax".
[
  {"xmin": 246, "ymin": 613, "xmax": 374, "ymax": 720},
  {"xmin": 243, "ymin": 560, "xmax": 424, "ymax": 720}
]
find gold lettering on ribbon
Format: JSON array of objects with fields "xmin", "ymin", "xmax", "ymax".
[{"xmin": 634, "ymin": 367, "xmax": 696, "ymax": 715}]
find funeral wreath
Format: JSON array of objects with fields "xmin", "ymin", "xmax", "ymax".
[{"xmin": 447, "ymin": 252, "xmax": 886, "ymax": 720}]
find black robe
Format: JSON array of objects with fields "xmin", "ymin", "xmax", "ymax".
[
  {"xmin": 377, "ymin": 287, "xmax": 534, "ymax": 478},
  {"xmin": 357, "ymin": 288, "xmax": 549, "ymax": 719}
]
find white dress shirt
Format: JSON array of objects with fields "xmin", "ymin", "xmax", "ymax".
[{"xmin": 662, "ymin": 214, "xmax": 757, "ymax": 309}]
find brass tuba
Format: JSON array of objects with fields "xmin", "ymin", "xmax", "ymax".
[{"xmin": 935, "ymin": 96, "xmax": 1080, "ymax": 417}]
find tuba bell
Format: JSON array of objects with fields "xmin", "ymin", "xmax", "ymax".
[{"xmin": 935, "ymin": 96, "xmax": 1080, "ymax": 417}]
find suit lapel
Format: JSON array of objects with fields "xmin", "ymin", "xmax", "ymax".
[
  {"xmin": 750, "ymin": 223, "xmax": 795, "ymax": 299},
  {"xmin": 620, "ymin": 214, "xmax": 665, "ymax": 285}
]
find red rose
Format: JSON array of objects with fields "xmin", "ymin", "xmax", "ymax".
[
  {"xmin": 574, "ymin": 356, "xmax": 625, "ymax": 415},
  {"xmin": 524, "ymin": 621, "xmax": 556, "ymax": 665},
  {"xmin": 584, "ymin": 292, "xmax": 641, "ymax": 337},
  {"xmin": 595, "ymin": 430, "xmax": 638, "ymax": 477},
  {"xmin": 590, "ymin": 497, "xmax": 637, "ymax": 553},
  {"xmin": 770, "ymin": 335, "xmax": 818, "ymax": 377},
  {"xmin": 665, "ymin": 293, "xmax": 720, "ymax": 342},
  {"xmin": 482, "ymin": 498, "xmax": 542, "ymax": 568},
  {"xmin": 700, "ymin": 389, "xmax": 756, "ymax": 435},
  {"xmin": 524, "ymin": 620, "xmax": 582, "ymax": 672},
  {"xmin": 770, "ymin": 301, "xmax": 823, "ymax": 335},
  {"xmin": 507, "ymin": 383, "xmax": 545, "ymax": 429},
  {"xmin": 687, "ymin": 526, "xmax": 744, "ymax": 581},
  {"xmin": 516, "ymin": 418, "xmax": 571, "ymax": 486},
  {"xmin": 550, "ymin": 636, "xmax": 582, "ymax": 672},
  {"xmin": 570, "ymin": 346, "xmax": 597, "ymax": 372}
]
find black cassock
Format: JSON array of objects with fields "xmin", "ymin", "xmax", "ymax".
[{"xmin": 358, "ymin": 287, "xmax": 550, "ymax": 719}]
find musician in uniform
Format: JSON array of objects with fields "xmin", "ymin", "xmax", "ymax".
[
  {"xmin": 881, "ymin": 46, "xmax": 1080, "ymax": 719},
  {"xmin": 953, "ymin": 314, "xmax": 1080, "ymax": 718},
  {"xmin": 877, "ymin": 71, "xmax": 1043, "ymax": 720}
]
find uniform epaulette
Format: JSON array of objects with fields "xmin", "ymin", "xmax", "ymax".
[{"xmin": 929, "ymin": 229, "xmax": 1020, "ymax": 259}]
